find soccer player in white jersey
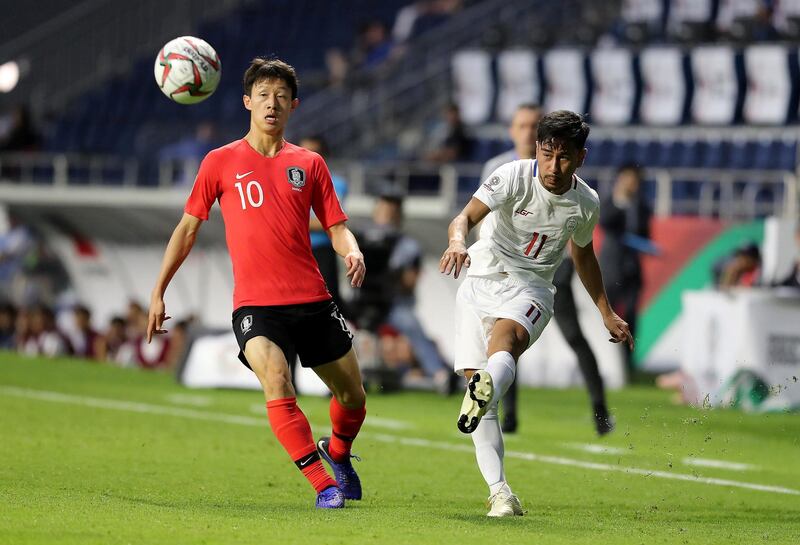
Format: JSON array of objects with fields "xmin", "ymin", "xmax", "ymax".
[{"xmin": 440, "ymin": 110, "xmax": 633, "ymax": 517}]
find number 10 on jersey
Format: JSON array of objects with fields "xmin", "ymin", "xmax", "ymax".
[
  {"xmin": 235, "ymin": 181, "xmax": 264, "ymax": 209},
  {"xmin": 524, "ymin": 231, "xmax": 548, "ymax": 258}
]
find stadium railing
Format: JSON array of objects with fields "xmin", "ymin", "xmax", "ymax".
[{"xmin": 1, "ymin": 152, "xmax": 797, "ymax": 221}]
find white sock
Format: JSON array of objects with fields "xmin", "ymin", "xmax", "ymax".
[
  {"xmin": 484, "ymin": 351, "xmax": 516, "ymax": 406},
  {"xmin": 472, "ymin": 405, "xmax": 507, "ymax": 492},
  {"xmin": 489, "ymin": 481, "xmax": 512, "ymax": 496}
]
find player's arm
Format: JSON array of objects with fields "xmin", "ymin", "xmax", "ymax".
[
  {"xmin": 327, "ymin": 221, "xmax": 365, "ymax": 288},
  {"xmin": 571, "ymin": 240, "xmax": 634, "ymax": 349},
  {"xmin": 309, "ymin": 216, "xmax": 325, "ymax": 232},
  {"xmin": 147, "ymin": 213, "xmax": 203, "ymax": 342},
  {"xmin": 440, "ymin": 197, "xmax": 491, "ymax": 279}
]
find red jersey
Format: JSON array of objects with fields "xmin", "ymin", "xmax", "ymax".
[{"xmin": 185, "ymin": 139, "xmax": 348, "ymax": 309}]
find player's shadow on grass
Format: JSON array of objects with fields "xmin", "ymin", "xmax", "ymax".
[
  {"xmin": 446, "ymin": 513, "xmax": 535, "ymax": 524},
  {"xmin": 107, "ymin": 493, "xmax": 356, "ymax": 514}
]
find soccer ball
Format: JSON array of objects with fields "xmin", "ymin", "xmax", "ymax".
[{"xmin": 154, "ymin": 36, "xmax": 221, "ymax": 105}]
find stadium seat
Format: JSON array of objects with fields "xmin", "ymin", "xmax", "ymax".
[{"xmin": 451, "ymin": 50, "xmax": 494, "ymax": 125}]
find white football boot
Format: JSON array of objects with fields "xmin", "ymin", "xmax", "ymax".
[
  {"xmin": 457, "ymin": 371, "xmax": 494, "ymax": 434},
  {"xmin": 486, "ymin": 490, "xmax": 524, "ymax": 517}
]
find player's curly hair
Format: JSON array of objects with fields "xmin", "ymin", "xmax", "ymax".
[
  {"xmin": 537, "ymin": 110, "xmax": 590, "ymax": 150},
  {"xmin": 243, "ymin": 57, "xmax": 299, "ymax": 99}
]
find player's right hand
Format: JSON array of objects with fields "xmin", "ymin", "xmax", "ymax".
[
  {"xmin": 440, "ymin": 242, "xmax": 470, "ymax": 279},
  {"xmin": 146, "ymin": 297, "xmax": 171, "ymax": 343}
]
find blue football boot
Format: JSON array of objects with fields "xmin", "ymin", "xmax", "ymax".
[
  {"xmin": 315, "ymin": 485, "xmax": 345, "ymax": 509},
  {"xmin": 317, "ymin": 436, "xmax": 362, "ymax": 500}
]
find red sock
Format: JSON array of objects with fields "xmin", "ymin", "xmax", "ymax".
[
  {"xmin": 329, "ymin": 397, "xmax": 366, "ymax": 463},
  {"xmin": 266, "ymin": 397, "xmax": 336, "ymax": 493}
]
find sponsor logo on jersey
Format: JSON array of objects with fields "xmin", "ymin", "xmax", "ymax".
[
  {"xmin": 286, "ymin": 166, "xmax": 306, "ymax": 188},
  {"xmin": 514, "ymin": 208, "xmax": 533, "ymax": 216},
  {"xmin": 565, "ymin": 216, "xmax": 578, "ymax": 232},
  {"xmin": 241, "ymin": 315, "xmax": 253, "ymax": 335},
  {"xmin": 235, "ymin": 170, "xmax": 254, "ymax": 180},
  {"xmin": 482, "ymin": 176, "xmax": 501, "ymax": 192}
]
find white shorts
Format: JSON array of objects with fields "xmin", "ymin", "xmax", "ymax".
[{"xmin": 454, "ymin": 274, "xmax": 553, "ymax": 375}]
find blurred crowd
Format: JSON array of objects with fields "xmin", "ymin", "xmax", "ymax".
[{"xmin": 0, "ymin": 299, "xmax": 191, "ymax": 370}]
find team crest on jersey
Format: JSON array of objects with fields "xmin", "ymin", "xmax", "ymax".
[
  {"xmin": 286, "ymin": 167, "xmax": 306, "ymax": 188},
  {"xmin": 241, "ymin": 315, "xmax": 253, "ymax": 335},
  {"xmin": 565, "ymin": 216, "xmax": 579, "ymax": 232},
  {"xmin": 482, "ymin": 176, "xmax": 501, "ymax": 192}
]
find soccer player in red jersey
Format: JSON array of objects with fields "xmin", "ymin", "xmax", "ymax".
[{"xmin": 146, "ymin": 58, "xmax": 367, "ymax": 509}]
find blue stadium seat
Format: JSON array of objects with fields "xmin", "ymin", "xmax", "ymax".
[
  {"xmin": 778, "ymin": 141, "xmax": 797, "ymax": 171},
  {"xmin": 701, "ymin": 141, "xmax": 721, "ymax": 169},
  {"xmin": 751, "ymin": 140, "xmax": 779, "ymax": 171}
]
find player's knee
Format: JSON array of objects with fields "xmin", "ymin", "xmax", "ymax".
[
  {"xmin": 264, "ymin": 372, "xmax": 295, "ymax": 399},
  {"xmin": 336, "ymin": 384, "xmax": 366, "ymax": 408}
]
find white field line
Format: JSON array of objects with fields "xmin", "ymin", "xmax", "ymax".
[
  {"xmin": 682, "ymin": 457, "xmax": 758, "ymax": 471},
  {"xmin": 2, "ymin": 386, "xmax": 797, "ymax": 496},
  {"xmin": 562, "ymin": 442, "xmax": 628, "ymax": 455},
  {"xmin": 164, "ymin": 393, "xmax": 214, "ymax": 407}
]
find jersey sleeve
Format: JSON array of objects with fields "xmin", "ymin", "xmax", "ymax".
[
  {"xmin": 311, "ymin": 155, "xmax": 348, "ymax": 229},
  {"xmin": 184, "ymin": 153, "xmax": 220, "ymax": 221},
  {"xmin": 473, "ymin": 162, "xmax": 518, "ymax": 211},
  {"xmin": 571, "ymin": 206, "xmax": 599, "ymax": 248}
]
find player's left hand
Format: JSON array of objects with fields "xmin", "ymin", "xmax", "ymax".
[
  {"xmin": 345, "ymin": 251, "xmax": 366, "ymax": 288},
  {"xmin": 603, "ymin": 311, "xmax": 634, "ymax": 350}
]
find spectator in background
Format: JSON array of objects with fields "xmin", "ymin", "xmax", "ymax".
[
  {"xmin": 667, "ymin": 0, "xmax": 716, "ymax": 42},
  {"xmin": 354, "ymin": 190, "xmax": 453, "ymax": 394},
  {"xmin": 717, "ymin": 0, "xmax": 777, "ymax": 41},
  {"xmin": 69, "ymin": 304, "xmax": 101, "ymax": 359},
  {"xmin": 479, "ymin": 103, "xmax": 541, "ymax": 181},
  {"xmin": 0, "ymin": 302, "xmax": 16, "ymax": 349},
  {"xmin": 126, "ymin": 301, "xmax": 147, "ymax": 341},
  {"xmin": 599, "ymin": 164, "xmax": 652, "ymax": 377},
  {"xmin": 165, "ymin": 316, "xmax": 195, "ymax": 368},
  {"xmin": 353, "ymin": 20, "xmax": 394, "ymax": 71},
  {"xmin": 615, "ymin": 0, "xmax": 665, "ymax": 43},
  {"xmin": 0, "ymin": 105, "xmax": 40, "ymax": 151},
  {"xmin": 21, "ymin": 304, "xmax": 71, "ymax": 357},
  {"xmin": 714, "ymin": 242, "xmax": 762, "ymax": 288},
  {"xmin": 159, "ymin": 122, "xmax": 219, "ymax": 185},
  {"xmin": 159, "ymin": 121, "xmax": 218, "ymax": 162},
  {"xmin": 125, "ymin": 300, "xmax": 172, "ymax": 369},
  {"xmin": 13, "ymin": 306, "xmax": 31, "ymax": 352},
  {"xmin": 97, "ymin": 316, "xmax": 134, "ymax": 365},
  {"xmin": 300, "ymin": 135, "xmax": 349, "ymax": 316},
  {"xmin": 424, "ymin": 102, "xmax": 470, "ymax": 163}
]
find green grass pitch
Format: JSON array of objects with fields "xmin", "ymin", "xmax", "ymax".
[{"xmin": 1, "ymin": 354, "xmax": 799, "ymax": 544}]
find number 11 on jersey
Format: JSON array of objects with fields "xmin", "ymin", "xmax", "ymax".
[{"xmin": 524, "ymin": 231, "xmax": 548, "ymax": 258}]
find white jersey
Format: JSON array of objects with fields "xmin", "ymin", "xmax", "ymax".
[{"xmin": 468, "ymin": 159, "xmax": 599, "ymax": 292}]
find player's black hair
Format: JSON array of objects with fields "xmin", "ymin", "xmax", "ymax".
[
  {"xmin": 536, "ymin": 110, "xmax": 590, "ymax": 151},
  {"xmin": 243, "ymin": 57, "xmax": 299, "ymax": 99}
]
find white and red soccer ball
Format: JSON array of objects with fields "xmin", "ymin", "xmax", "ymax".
[{"xmin": 154, "ymin": 36, "xmax": 221, "ymax": 105}]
